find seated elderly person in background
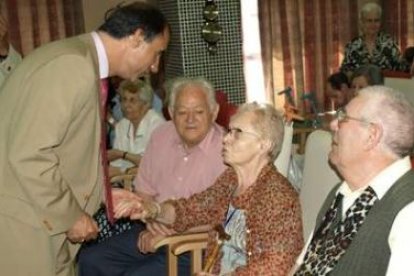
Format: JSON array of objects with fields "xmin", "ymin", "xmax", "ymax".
[
  {"xmin": 340, "ymin": 2, "xmax": 402, "ymax": 75},
  {"xmin": 350, "ymin": 64, "xmax": 384, "ymax": 95},
  {"xmin": 326, "ymin": 72, "xmax": 351, "ymax": 111},
  {"xmin": 108, "ymin": 79, "xmax": 164, "ymax": 177},
  {"xmin": 114, "ymin": 103, "xmax": 304, "ymax": 275}
]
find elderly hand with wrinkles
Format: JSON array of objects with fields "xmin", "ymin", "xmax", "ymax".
[{"xmin": 112, "ymin": 188, "xmax": 148, "ymax": 220}]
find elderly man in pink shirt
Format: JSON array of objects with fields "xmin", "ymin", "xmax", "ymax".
[{"xmin": 78, "ymin": 77, "xmax": 227, "ymax": 276}]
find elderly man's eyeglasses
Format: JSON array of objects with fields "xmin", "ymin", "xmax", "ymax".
[
  {"xmin": 226, "ymin": 127, "xmax": 261, "ymax": 139},
  {"xmin": 335, "ymin": 107, "xmax": 372, "ymax": 125}
]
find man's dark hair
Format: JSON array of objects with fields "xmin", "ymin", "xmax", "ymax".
[
  {"xmin": 327, "ymin": 72, "xmax": 349, "ymax": 90},
  {"xmin": 98, "ymin": 2, "xmax": 168, "ymax": 42}
]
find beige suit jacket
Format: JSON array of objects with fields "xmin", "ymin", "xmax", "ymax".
[{"xmin": 0, "ymin": 34, "xmax": 104, "ymax": 275}]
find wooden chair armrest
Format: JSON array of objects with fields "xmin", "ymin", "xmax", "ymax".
[
  {"xmin": 171, "ymin": 239, "xmax": 208, "ymax": 256},
  {"xmin": 154, "ymin": 232, "xmax": 209, "ymax": 250},
  {"xmin": 110, "ymin": 174, "xmax": 136, "ymax": 191},
  {"xmin": 171, "ymin": 238, "xmax": 208, "ymax": 274}
]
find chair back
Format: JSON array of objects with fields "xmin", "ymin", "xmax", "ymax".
[
  {"xmin": 300, "ymin": 130, "xmax": 341, "ymax": 240},
  {"xmin": 274, "ymin": 123, "xmax": 293, "ymax": 178}
]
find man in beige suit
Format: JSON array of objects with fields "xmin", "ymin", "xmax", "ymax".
[{"xmin": 0, "ymin": 2, "xmax": 169, "ymax": 276}]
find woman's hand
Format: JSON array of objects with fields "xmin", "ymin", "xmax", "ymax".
[
  {"xmin": 107, "ymin": 149, "xmax": 123, "ymax": 161},
  {"xmin": 137, "ymin": 229, "xmax": 165, "ymax": 254},
  {"xmin": 146, "ymin": 221, "xmax": 176, "ymax": 236}
]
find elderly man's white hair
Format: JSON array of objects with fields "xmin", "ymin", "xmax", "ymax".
[
  {"xmin": 168, "ymin": 77, "xmax": 217, "ymax": 112},
  {"xmin": 358, "ymin": 85, "xmax": 414, "ymax": 158},
  {"xmin": 360, "ymin": 2, "xmax": 382, "ymax": 19}
]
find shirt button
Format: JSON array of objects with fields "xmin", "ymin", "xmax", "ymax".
[
  {"xmin": 183, "ymin": 157, "xmax": 188, "ymax": 162},
  {"xmin": 246, "ymin": 229, "xmax": 251, "ymax": 234},
  {"xmin": 247, "ymin": 251, "xmax": 252, "ymax": 256}
]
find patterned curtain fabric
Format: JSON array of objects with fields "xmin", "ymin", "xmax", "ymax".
[
  {"xmin": 3, "ymin": 0, "xmax": 84, "ymax": 56},
  {"xmin": 259, "ymin": 0, "xmax": 412, "ymax": 112}
]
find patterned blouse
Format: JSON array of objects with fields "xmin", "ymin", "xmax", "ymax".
[
  {"xmin": 340, "ymin": 32, "xmax": 403, "ymax": 72},
  {"xmin": 170, "ymin": 164, "xmax": 303, "ymax": 275}
]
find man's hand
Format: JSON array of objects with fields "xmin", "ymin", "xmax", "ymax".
[
  {"xmin": 66, "ymin": 213, "xmax": 99, "ymax": 243},
  {"xmin": 0, "ymin": 14, "xmax": 10, "ymax": 56},
  {"xmin": 113, "ymin": 188, "xmax": 145, "ymax": 220},
  {"xmin": 137, "ymin": 229, "xmax": 165, "ymax": 254}
]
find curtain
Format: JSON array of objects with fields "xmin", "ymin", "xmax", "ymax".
[
  {"xmin": 259, "ymin": 0, "xmax": 412, "ymax": 112},
  {"xmin": 3, "ymin": 0, "xmax": 84, "ymax": 56}
]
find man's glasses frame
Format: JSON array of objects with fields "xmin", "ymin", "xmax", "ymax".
[{"xmin": 335, "ymin": 107, "xmax": 373, "ymax": 125}]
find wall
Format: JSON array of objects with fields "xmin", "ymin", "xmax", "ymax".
[
  {"xmin": 160, "ymin": 0, "xmax": 245, "ymax": 104},
  {"xmin": 82, "ymin": 0, "xmax": 158, "ymax": 32}
]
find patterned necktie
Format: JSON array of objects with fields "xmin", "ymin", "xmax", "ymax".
[
  {"xmin": 100, "ymin": 78, "xmax": 114, "ymax": 224},
  {"xmin": 295, "ymin": 186, "xmax": 378, "ymax": 276}
]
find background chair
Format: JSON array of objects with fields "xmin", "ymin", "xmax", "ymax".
[
  {"xmin": 110, "ymin": 174, "xmax": 136, "ymax": 191},
  {"xmin": 274, "ymin": 123, "xmax": 293, "ymax": 178},
  {"xmin": 300, "ymin": 130, "xmax": 341, "ymax": 240}
]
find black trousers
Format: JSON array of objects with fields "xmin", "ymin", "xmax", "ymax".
[{"xmin": 77, "ymin": 222, "xmax": 191, "ymax": 276}]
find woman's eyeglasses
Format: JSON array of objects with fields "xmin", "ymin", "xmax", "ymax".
[{"xmin": 226, "ymin": 127, "xmax": 261, "ymax": 139}]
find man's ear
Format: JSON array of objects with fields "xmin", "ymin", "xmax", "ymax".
[
  {"xmin": 211, "ymin": 104, "xmax": 219, "ymax": 122},
  {"xmin": 129, "ymin": 29, "xmax": 145, "ymax": 48},
  {"xmin": 365, "ymin": 123, "xmax": 383, "ymax": 151},
  {"xmin": 168, "ymin": 107, "xmax": 173, "ymax": 119}
]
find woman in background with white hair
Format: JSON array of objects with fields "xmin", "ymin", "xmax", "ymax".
[
  {"xmin": 108, "ymin": 79, "xmax": 165, "ymax": 177},
  {"xmin": 340, "ymin": 2, "xmax": 403, "ymax": 74}
]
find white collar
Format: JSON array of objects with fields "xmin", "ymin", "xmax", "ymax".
[
  {"xmin": 91, "ymin": 31, "xmax": 109, "ymax": 79},
  {"xmin": 339, "ymin": 156, "xmax": 411, "ymax": 200}
]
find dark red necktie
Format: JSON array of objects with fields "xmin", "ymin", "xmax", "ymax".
[{"xmin": 100, "ymin": 78, "xmax": 114, "ymax": 224}]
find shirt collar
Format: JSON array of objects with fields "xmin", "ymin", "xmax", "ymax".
[
  {"xmin": 172, "ymin": 123, "xmax": 223, "ymax": 155},
  {"xmin": 338, "ymin": 156, "xmax": 412, "ymax": 199},
  {"xmin": 91, "ymin": 32, "xmax": 109, "ymax": 79}
]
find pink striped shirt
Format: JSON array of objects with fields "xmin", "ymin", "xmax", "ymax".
[{"xmin": 135, "ymin": 121, "xmax": 227, "ymax": 202}]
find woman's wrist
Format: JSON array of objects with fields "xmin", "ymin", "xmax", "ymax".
[
  {"xmin": 144, "ymin": 200, "xmax": 161, "ymax": 221},
  {"xmin": 122, "ymin": 151, "xmax": 128, "ymax": 159}
]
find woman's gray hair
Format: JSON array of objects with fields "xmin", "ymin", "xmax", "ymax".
[
  {"xmin": 359, "ymin": 85, "xmax": 414, "ymax": 157},
  {"xmin": 360, "ymin": 2, "xmax": 382, "ymax": 19},
  {"xmin": 351, "ymin": 64, "xmax": 384, "ymax": 86},
  {"xmin": 118, "ymin": 79, "xmax": 154, "ymax": 105},
  {"xmin": 234, "ymin": 102, "xmax": 284, "ymax": 161},
  {"xmin": 168, "ymin": 77, "xmax": 217, "ymax": 111}
]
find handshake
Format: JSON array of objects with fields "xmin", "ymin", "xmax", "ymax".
[{"xmin": 112, "ymin": 189, "xmax": 161, "ymax": 221}]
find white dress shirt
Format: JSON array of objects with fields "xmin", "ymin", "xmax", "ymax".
[
  {"xmin": 110, "ymin": 109, "xmax": 164, "ymax": 171},
  {"xmin": 0, "ymin": 45, "xmax": 22, "ymax": 88},
  {"xmin": 295, "ymin": 156, "xmax": 414, "ymax": 275}
]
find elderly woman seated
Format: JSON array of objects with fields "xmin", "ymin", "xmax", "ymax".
[
  {"xmin": 108, "ymin": 79, "xmax": 164, "ymax": 178},
  {"xmin": 113, "ymin": 102, "xmax": 303, "ymax": 275}
]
